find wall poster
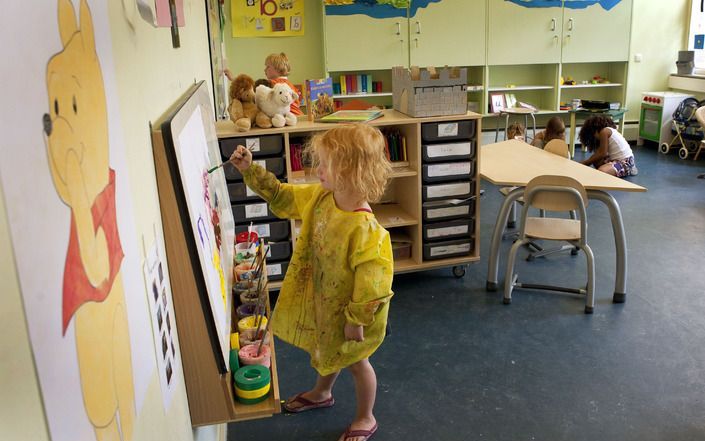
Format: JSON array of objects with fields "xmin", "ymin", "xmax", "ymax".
[{"xmin": 232, "ymin": 0, "xmax": 305, "ymax": 37}]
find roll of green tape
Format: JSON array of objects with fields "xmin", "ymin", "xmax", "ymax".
[
  {"xmin": 236, "ymin": 393, "xmax": 269, "ymax": 405},
  {"xmin": 233, "ymin": 365, "xmax": 270, "ymax": 391},
  {"xmin": 229, "ymin": 349, "xmax": 240, "ymax": 372},
  {"xmin": 235, "ymin": 382, "xmax": 270, "ymax": 399}
]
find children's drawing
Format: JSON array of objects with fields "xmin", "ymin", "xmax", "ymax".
[
  {"xmin": 504, "ymin": 0, "xmax": 622, "ymax": 11},
  {"xmin": 324, "ymin": 0, "xmax": 441, "ymax": 18},
  {"xmin": 42, "ymin": 0, "xmax": 137, "ymax": 439}
]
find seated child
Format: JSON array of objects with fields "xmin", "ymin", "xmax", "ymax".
[
  {"xmin": 531, "ymin": 116, "xmax": 565, "ymax": 149},
  {"xmin": 264, "ymin": 52, "xmax": 303, "ymax": 116},
  {"xmin": 579, "ymin": 115, "xmax": 638, "ymax": 177},
  {"xmin": 507, "ymin": 123, "xmax": 525, "ymax": 142}
]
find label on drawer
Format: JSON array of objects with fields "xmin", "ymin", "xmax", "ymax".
[
  {"xmin": 430, "ymin": 243, "xmax": 471, "ymax": 257},
  {"xmin": 266, "ymin": 248, "xmax": 272, "ymax": 258},
  {"xmin": 245, "ymin": 186, "xmax": 257, "ymax": 198},
  {"xmin": 245, "ymin": 138, "xmax": 261, "ymax": 152},
  {"xmin": 427, "ymin": 205, "xmax": 469, "ymax": 219},
  {"xmin": 254, "ymin": 160, "xmax": 266, "ymax": 168},
  {"xmin": 245, "ymin": 203, "xmax": 268, "ymax": 218},
  {"xmin": 267, "ymin": 264, "xmax": 282, "ymax": 276},
  {"xmin": 427, "ymin": 162, "xmax": 471, "ymax": 177},
  {"xmin": 427, "ymin": 182, "xmax": 470, "ymax": 199},
  {"xmin": 437, "ymin": 122, "xmax": 458, "ymax": 137},
  {"xmin": 252, "ymin": 224, "xmax": 271, "ymax": 238},
  {"xmin": 427, "ymin": 142, "xmax": 471, "ymax": 158},
  {"xmin": 427, "ymin": 225, "xmax": 468, "ymax": 239}
]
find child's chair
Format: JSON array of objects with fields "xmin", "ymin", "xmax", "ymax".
[{"xmin": 503, "ymin": 175, "xmax": 596, "ymax": 314}]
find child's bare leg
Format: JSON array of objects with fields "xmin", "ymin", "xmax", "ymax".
[
  {"xmin": 285, "ymin": 371, "xmax": 339, "ymax": 410},
  {"xmin": 340, "ymin": 358, "xmax": 377, "ymax": 441},
  {"xmin": 598, "ymin": 162, "xmax": 618, "ymax": 176}
]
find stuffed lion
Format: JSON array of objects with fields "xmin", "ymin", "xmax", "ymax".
[{"xmin": 228, "ymin": 74, "xmax": 258, "ymax": 132}]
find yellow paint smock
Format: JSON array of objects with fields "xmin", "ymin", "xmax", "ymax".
[{"xmin": 243, "ymin": 163, "xmax": 394, "ymax": 376}]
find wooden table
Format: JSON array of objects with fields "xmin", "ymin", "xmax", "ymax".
[
  {"xmin": 568, "ymin": 108, "xmax": 627, "ymax": 157},
  {"xmin": 480, "ymin": 140, "xmax": 647, "ymax": 303}
]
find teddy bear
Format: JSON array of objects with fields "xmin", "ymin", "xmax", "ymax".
[
  {"xmin": 228, "ymin": 73, "xmax": 258, "ymax": 132},
  {"xmin": 254, "ymin": 83, "xmax": 299, "ymax": 129},
  {"xmin": 41, "ymin": 0, "xmax": 136, "ymax": 438}
]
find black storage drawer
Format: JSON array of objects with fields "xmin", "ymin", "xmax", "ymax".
[
  {"xmin": 422, "ymin": 199, "xmax": 474, "ymax": 222},
  {"xmin": 422, "ymin": 238, "xmax": 473, "ymax": 261},
  {"xmin": 422, "ymin": 180, "xmax": 474, "ymax": 202},
  {"xmin": 266, "ymin": 241, "xmax": 292, "ymax": 261},
  {"xmin": 421, "ymin": 120, "xmax": 475, "ymax": 142},
  {"xmin": 422, "ymin": 218, "xmax": 474, "ymax": 242},
  {"xmin": 219, "ymin": 134, "xmax": 284, "ymax": 159},
  {"xmin": 223, "ymin": 157, "xmax": 285, "ymax": 182},
  {"xmin": 422, "ymin": 161, "xmax": 473, "ymax": 183},
  {"xmin": 232, "ymin": 201, "xmax": 277, "ymax": 222},
  {"xmin": 266, "ymin": 260, "xmax": 289, "ymax": 281},
  {"xmin": 422, "ymin": 141, "xmax": 475, "ymax": 163},
  {"xmin": 235, "ymin": 220, "xmax": 290, "ymax": 242},
  {"xmin": 227, "ymin": 182, "xmax": 261, "ymax": 203}
]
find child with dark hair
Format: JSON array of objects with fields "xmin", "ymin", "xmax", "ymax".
[
  {"xmin": 532, "ymin": 116, "xmax": 565, "ymax": 149},
  {"xmin": 579, "ymin": 115, "xmax": 638, "ymax": 177}
]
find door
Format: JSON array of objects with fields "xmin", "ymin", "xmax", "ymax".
[
  {"xmin": 561, "ymin": 0, "xmax": 633, "ymax": 63},
  {"xmin": 487, "ymin": 0, "xmax": 563, "ymax": 65},
  {"xmin": 409, "ymin": 0, "xmax": 486, "ymax": 67},
  {"xmin": 324, "ymin": 5, "xmax": 409, "ymax": 71}
]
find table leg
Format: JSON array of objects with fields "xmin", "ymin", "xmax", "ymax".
[
  {"xmin": 486, "ymin": 187, "xmax": 524, "ymax": 291},
  {"xmin": 588, "ymin": 190, "xmax": 628, "ymax": 303},
  {"xmin": 569, "ymin": 112, "xmax": 576, "ymax": 158},
  {"xmin": 504, "ymin": 113, "xmax": 510, "ymax": 140}
]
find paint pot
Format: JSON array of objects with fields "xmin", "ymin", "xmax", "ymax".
[
  {"xmin": 236, "ymin": 303, "xmax": 258, "ymax": 320},
  {"xmin": 234, "ymin": 280, "xmax": 255, "ymax": 292},
  {"xmin": 239, "ymin": 291, "xmax": 259, "ymax": 305},
  {"xmin": 238, "ymin": 343, "xmax": 271, "ymax": 368},
  {"xmin": 237, "ymin": 315, "xmax": 268, "ymax": 335},
  {"xmin": 239, "ymin": 329, "xmax": 271, "ymax": 348},
  {"xmin": 234, "ymin": 262, "xmax": 256, "ymax": 282}
]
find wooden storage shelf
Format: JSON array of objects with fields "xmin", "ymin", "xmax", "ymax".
[
  {"xmin": 216, "ymin": 109, "xmax": 482, "ymax": 281},
  {"xmin": 488, "ymin": 85, "xmax": 554, "ymax": 91},
  {"xmin": 560, "ymin": 83, "xmax": 623, "ymax": 89},
  {"xmin": 333, "ymin": 92, "xmax": 392, "ymax": 99}
]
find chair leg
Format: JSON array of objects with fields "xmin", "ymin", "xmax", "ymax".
[
  {"xmin": 504, "ymin": 239, "xmax": 526, "ymax": 304},
  {"xmin": 583, "ymin": 244, "xmax": 596, "ymax": 314}
]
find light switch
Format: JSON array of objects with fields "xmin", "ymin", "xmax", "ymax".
[{"xmin": 634, "ymin": 53, "xmax": 643, "ymax": 63}]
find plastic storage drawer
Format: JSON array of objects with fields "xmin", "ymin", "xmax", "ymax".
[
  {"xmin": 422, "ymin": 161, "xmax": 473, "ymax": 183},
  {"xmin": 422, "ymin": 238, "xmax": 473, "ymax": 261},
  {"xmin": 223, "ymin": 157, "xmax": 285, "ymax": 182},
  {"xmin": 235, "ymin": 220, "xmax": 290, "ymax": 242},
  {"xmin": 227, "ymin": 182, "xmax": 261, "ymax": 203},
  {"xmin": 422, "ymin": 141, "xmax": 475, "ymax": 163},
  {"xmin": 422, "ymin": 218, "xmax": 474, "ymax": 242},
  {"xmin": 422, "ymin": 199, "xmax": 474, "ymax": 222},
  {"xmin": 422, "ymin": 180, "xmax": 474, "ymax": 202},
  {"xmin": 266, "ymin": 261, "xmax": 289, "ymax": 281},
  {"xmin": 266, "ymin": 241, "xmax": 291, "ymax": 261},
  {"xmin": 219, "ymin": 134, "xmax": 284, "ymax": 159},
  {"xmin": 421, "ymin": 120, "xmax": 475, "ymax": 142},
  {"xmin": 231, "ymin": 202, "xmax": 277, "ymax": 222}
]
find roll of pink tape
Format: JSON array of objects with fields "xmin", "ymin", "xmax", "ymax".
[{"xmin": 238, "ymin": 343, "xmax": 271, "ymax": 368}]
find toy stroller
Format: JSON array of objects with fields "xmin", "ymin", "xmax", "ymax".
[{"xmin": 661, "ymin": 98, "xmax": 704, "ymax": 159}]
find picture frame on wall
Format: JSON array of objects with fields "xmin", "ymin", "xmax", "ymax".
[
  {"xmin": 490, "ymin": 93, "xmax": 506, "ymax": 114},
  {"xmin": 505, "ymin": 93, "xmax": 517, "ymax": 109}
]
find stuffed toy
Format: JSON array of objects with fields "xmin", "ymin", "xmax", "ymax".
[
  {"xmin": 228, "ymin": 74, "xmax": 258, "ymax": 131},
  {"xmin": 255, "ymin": 83, "xmax": 298, "ymax": 129}
]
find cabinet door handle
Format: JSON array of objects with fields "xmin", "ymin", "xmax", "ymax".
[
  {"xmin": 554, "ymin": 34, "xmax": 559, "ymax": 45},
  {"xmin": 395, "ymin": 22, "xmax": 401, "ymax": 35},
  {"xmin": 415, "ymin": 21, "xmax": 421, "ymax": 34},
  {"xmin": 550, "ymin": 18, "xmax": 556, "ymax": 31},
  {"xmin": 414, "ymin": 37, "xmax": 419, "ymax": 48},
  {"xmin": 568, "ymin": 18, "xmax": 573, "ymax": 31}
]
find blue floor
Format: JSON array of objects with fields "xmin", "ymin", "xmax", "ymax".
[{"xmin": 227, "ymin": 143, "xmax": 705, "ymax": 441}]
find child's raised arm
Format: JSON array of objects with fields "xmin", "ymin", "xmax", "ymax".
[{"xmin": 581, "ymin": 128, "xmax": 610, "ymax": 167}]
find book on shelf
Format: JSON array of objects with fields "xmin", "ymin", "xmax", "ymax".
[
  {"xmin": 304, "ymin": 78, "xmax": 335, "ymax": 122},
  {"xmin": 318, "ymin": 109, "xmax": 383, "ymax": 123}
]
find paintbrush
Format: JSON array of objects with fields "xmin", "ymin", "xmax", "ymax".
[
  {"xmin": 256, "ymin": 309, "xmax": 273, "ymax": 357},
  {"xmin": 207, "ymin": 144, "xmax": 253, "ymax": 174}
]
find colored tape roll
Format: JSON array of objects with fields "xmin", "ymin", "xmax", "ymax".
[
  {"xmin": 230, "ymin": 332, "xmax": 240, "ymax": 350},
  {"xmin": 236, "ymin": 393, "xmax": 269, "ymax": 405},
  {"xmin": 233, "ymin": 365, "xmax": 270, "ymax": 391},
  {"xmin": 235, "ymin": 382, "xmax": 270, "ymax": 399},
  {"xmin": 229, "ymin": 349, "xmax": 240, "ymax": 372}
]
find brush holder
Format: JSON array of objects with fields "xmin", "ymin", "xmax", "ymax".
[
  {"xmin": 239, "ymin": 291, "xmax": 260, "ymax": 305},
  {"xmin": 239, "ymin": 330, "xmax": 271, "ymax": 348},
  {"xmin": 236, "ymin": 303, "xmax": 258, "ymax": 320},
  {"xmin": 237, "ymin": 315, "xmax": 268, "ymax": 335},
  {"xmin": 238, "ymin": 343, "xmax": 272, "ymax": 368}
]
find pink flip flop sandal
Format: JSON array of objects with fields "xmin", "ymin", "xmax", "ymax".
[
  {"xmin": 341, "ymin": 423, "xmax": 378, "ymax": 441},
  {"xmin": 283, "ymin": 392, "xmax": 335, "ymax": 413}
]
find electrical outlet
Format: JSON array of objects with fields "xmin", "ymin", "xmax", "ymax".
[{"xmin": 634, "ymin": 53, "xmax": 643, "ymax": 63}]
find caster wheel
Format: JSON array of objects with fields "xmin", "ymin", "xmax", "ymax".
[
  {"xmin": 679, "ymin": 147, "xmax": 690, "ymax": 160},
  {"xmin": 659, "ymin": 143, "xmax": 670, "ymax": 154},
  {"xmin": 452, "ymin": 266, "xmax": 466, "ymax": 278},
  {"xmin": 584, "ymin": 305, "xmax": 594, "ymax": 314},
  {"xmin": 571, "ymin": 248, "xmax": 579, "ymax": 256}
]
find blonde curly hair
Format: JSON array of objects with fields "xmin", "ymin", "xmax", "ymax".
[
  {"xmin": 265, "ymin": 52, "xmax": 291, "ymax": 76},
  {"xmin": 306, "ymin": 124, "xmax": 392, "ymax": 203}
]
